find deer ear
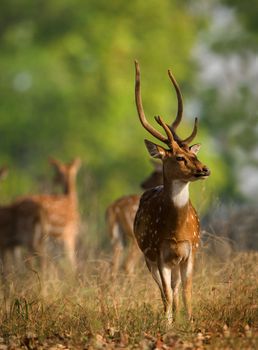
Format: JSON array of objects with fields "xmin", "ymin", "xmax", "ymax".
[
  {"xmin": 48, "ymin": 157, "xmax": 65, "ymax": 175},
  {"xmin": 70, "ymin": 158, "xmax": 81, "ymax": 171},
  {"xmin": 189, "ymin": 143, "xmax": 201, "ymax": 155},
  {"xmin": 48, "ymin": 157, "xmax": 61, "ymax": 168},
  {"xmin": 144, "ymin": 140, "xmax": 167, "ymax": 159}
]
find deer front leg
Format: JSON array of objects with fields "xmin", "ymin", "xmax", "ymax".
[
  {"xmin": 146, "ymin": 258, "xmax": 174, "ymax": 323},
  {"xmin": 180, "ymin": 253, "xmax": 194, "ymax": 321},
  {"xmin": 63, "ymin": 235, "xmax": 76, "ymax": 270},
  {"xmin": 157, "ymin": 260, "xmax": 173, "ymax": 323},
  {"xmin": 171, "ymin": 265, "xmax": 181, "ymax": 318},
  {"xmin": 145, "ymin": 258, "xmax": 166, "ymax": 304}
]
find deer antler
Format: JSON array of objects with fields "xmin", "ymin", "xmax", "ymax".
[
  {"xmin": 135, "ymin": 60, "xmax": 198, "ymax": 147},
  {"xmin": 167, "ymin": 69, "xmax": 198, "ymax": 145},
  {"xmin": 181, "ymin": 117, "xmax": 198, "ymax": 144},
  {"xmin": 155, "ymin": 116, "xmax": 177, "ymax": 149},
  {"xmin": 168, "ymin": 70, "xmax": 183, "ymax": 131},
  {"xmin": 135, "ymin": 60, "xmax": 167, "ymax": 144}
]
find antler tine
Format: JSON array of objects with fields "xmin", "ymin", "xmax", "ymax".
[
  {"xmin": 135, "ymin": 60, "xmax": 167, "ymax": 143},
  {"xmin": 181, "ymin": 117, "xmax": 198, "ymax": 145},
  {"xmin": 168, "ymin": 69, "xmax": 183, "ymax": 130},
  {"xmin": 154, "ymin": 115, "xmax": 175, "ymax": 147}
]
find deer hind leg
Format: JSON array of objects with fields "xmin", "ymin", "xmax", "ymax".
[
  {"xmin": 180, "ymin": 252, "xmax": 194, "ymax": 321},
  {"xmin": 171, "ymin": 265, "xmax": 181, "ymax": 318},
  {"xmin": 124, "ymin": 240, "xmax": 140, "ymax": 274},
  {"xmin": 110, "ymin": 223, "xmax": 123, "ymax": 276}
]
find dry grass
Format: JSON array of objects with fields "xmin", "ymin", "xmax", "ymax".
[{"xmin": 0, "ymin": 247, "xmax": 258, "ymax": 349}]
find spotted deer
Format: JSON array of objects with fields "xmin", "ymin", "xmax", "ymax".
[
  {"xmin": 14, "ymin": 157, "xmax": 81, "ymax": 270},
  {"xmin": 0, "ymin": 167, "xmax": 45, "ymax": 284},
  {"xmin": 133, "ymin": 61, "xmax": 210, "ymax": 322},
  {"xmin": 106, "ymin": 161, "xmax": 163, "ymax": 275}
]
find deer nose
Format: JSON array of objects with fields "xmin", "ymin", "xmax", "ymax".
[{"xmin": 202, "ymin": 166, "xmax": 210, "ymax": 175}]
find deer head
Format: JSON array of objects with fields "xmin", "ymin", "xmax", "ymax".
[
  {"xmin": 49, "ymin": 157, "xmax": 81, "ymax": 195},
  {"xmin": 135, "ymin": 60, "xmax": 210, "ymax": 185}
]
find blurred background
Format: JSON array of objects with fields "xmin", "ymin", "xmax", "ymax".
[{"xmin": 0, "ymin": 0, "xmax": 257, "ymax": 250}]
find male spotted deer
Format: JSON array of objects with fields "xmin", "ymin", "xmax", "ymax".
[
  {"xmin": 14, "ymin": 157, "xmax": 81, "ymax": 270},
  {"xmin": 133, "ymin": 61, "xmax": 210, "ymax": 322},
  {"xmin": 106, "ymin": 161, "xmax": 163, "ymax": 275}
]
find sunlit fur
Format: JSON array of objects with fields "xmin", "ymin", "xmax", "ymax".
[{"xmin": 134, "ymin": 141, "xmax": 210, "ymax": 322}]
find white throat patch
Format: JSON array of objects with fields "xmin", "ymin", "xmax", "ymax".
[{"xmin": 171, "ymin": 180, "xmax": 189, "ymax": 208}]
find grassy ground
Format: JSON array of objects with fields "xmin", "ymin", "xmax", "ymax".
[{"xmin": 0, "ymin": 248, "xmax": 257, "ymax": 349}]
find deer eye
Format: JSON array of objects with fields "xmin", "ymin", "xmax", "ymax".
[{"xmin": 176, "ymin": 156, "xmax": 185, "ymax": 162}]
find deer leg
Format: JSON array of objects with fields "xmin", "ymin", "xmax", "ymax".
[
  {"xmin": 63, "ymin": 236, "xmax": 76, "ymax": 270},
  {"xmin": 145, "ymin": 258, "xmax": 165, "ymax": 301},
  {"xmin": 146, "ymin": 258, "xmax": 172, "ymax": 319},
  {"xmin": 111, "ymin": 223, "xmax": 123, "ymax": 276},
  {"xmin": 111, "ymin": 241, "xmax": 123, "ymax": 276},
  {"xmin": 124, "ymin": 241, "xmax": 140, "ymax": 274},
  {"xmin": 180, "ymin": 253, "xmax": 194, "ymax": 321},
  {"xmin": 157, "ymin": 261, "xmax": 173, "ymax": 323},
  {"xmin": 171, "ymin": 265, "xmax": 181, "ymax": 318}
]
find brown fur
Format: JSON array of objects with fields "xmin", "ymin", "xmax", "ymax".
[{"xmin": 106, "ymin": 162, "xmax": 163, "ymax": 275}]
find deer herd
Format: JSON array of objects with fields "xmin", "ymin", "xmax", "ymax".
[{"xmin": 0, "ymin": 61, "xmax": 210, "ymax": 322}]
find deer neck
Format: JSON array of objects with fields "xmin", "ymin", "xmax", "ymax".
[
  {"xmin": 163, "ymin": 174, "xmax": 190, "ymax": 210},
  {"xmin": 64, "ymin": 179, "xmax": 78, "ymax": 207},
  {"xmin": 162, "ymin": 176, "xmax": 190, "ymax": 236}
]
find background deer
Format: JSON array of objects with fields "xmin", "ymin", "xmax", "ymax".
[
  {"xmin": 12, "ymin": 157, "xmax": 81, "ymax": 271},
  {"xmin": 133, "ymin": 61, "xmax": 210, "ymax": 322},
  {"xmin": 106, "ymin": 161, "xmax": 163, "ymax": 275},
  {"xmin": 0, "ymin": 167, "xmax": 45, "ymax": 287}
]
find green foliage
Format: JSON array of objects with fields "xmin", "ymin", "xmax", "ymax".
[
  {"xmin": 223, "ymin": 0, "xmax": 258, "ymax": 36},
  {"xmin": 189, "ymin": 0, "xmax": 258, "ymax": 202},
  {"xmin": 0, "ymin": 0, "xmax": 228, "ymax": 225}
]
